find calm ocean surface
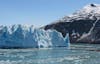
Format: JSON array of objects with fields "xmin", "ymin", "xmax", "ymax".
[{"xmin": 0, "ymin": 44, "xmax": 100, "ymax": 64}]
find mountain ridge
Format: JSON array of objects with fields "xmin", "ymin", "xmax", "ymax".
[{"xmin": 44, "ymin": 3, "xmax": 100, "ymax": 44}]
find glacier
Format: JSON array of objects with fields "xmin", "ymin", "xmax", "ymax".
[{"xmin": 0, "ymin": 25, "xmax": 70, "ymax": 48}]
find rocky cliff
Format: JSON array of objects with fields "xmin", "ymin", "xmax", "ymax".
[{"xmin": 44, "ymin": 4, "xmax": 100, "ymax": 44}]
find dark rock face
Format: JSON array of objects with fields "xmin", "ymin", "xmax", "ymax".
[
  {"xmin": 44, "ymin": 4, "xmax": 100, "ymax": 44},
  {"xmin": 90, "ymin": 4, "xmax": 96, "ymax": 7},
  {"xmin": 44, "ymin": 19, "xmax": 99, "ymax": 43}
]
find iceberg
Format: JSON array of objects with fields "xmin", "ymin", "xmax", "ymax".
[{"xmin": 0, "ymin": 25, "xmax": 70, "ymax": 48}]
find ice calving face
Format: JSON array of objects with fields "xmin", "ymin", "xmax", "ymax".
[{"xmin": 0, "ymin": 25, "xmax": 70, "ymax": 48}]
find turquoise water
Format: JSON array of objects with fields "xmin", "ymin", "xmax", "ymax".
[{"xmin": 0, "ymin": 44, "xmax": 100, "ymax": 64}]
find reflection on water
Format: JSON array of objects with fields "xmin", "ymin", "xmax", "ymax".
[{"xmin": 0, "ymin": 44, "xmax": 100, "ymax": 64}]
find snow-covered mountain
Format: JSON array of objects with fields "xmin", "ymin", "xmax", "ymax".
[
  {"xmin": 58, "ymin": 4, "xmax": 100, "ymax": 22},
  {"xmin": 44, "ymin": 4, "xmax": 100, "ymax": 44},
  {"xmin": 0, "ymin": 25, "xmax": 70, "ymax": 48}
]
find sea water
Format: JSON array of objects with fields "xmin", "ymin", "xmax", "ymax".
[{"xmin": 0, "ymin": 44, "xmax": 100, "ymax": 64}]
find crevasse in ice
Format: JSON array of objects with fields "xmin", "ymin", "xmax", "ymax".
[{"xmin": 0, "ymin": 25, "xmax": 70, "ymax": 48}]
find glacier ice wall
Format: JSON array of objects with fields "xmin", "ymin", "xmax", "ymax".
[{"xmin": 0, "ymin": 25, "xmax": 70, "ymax": 48}]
